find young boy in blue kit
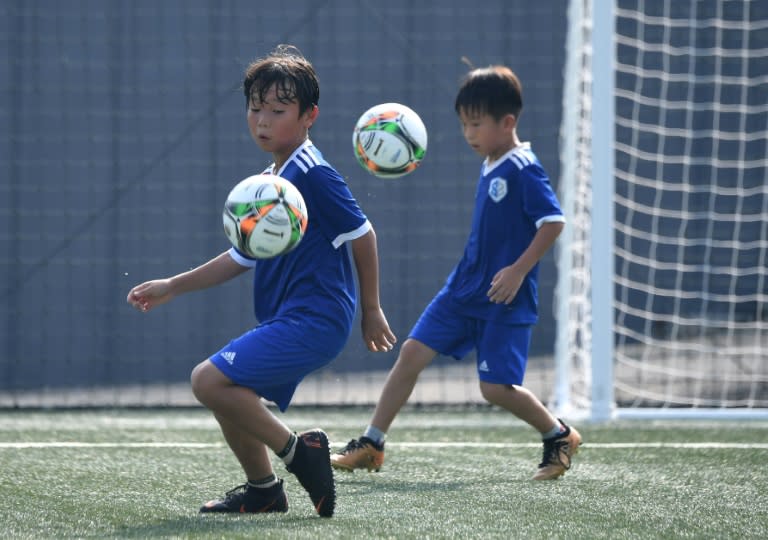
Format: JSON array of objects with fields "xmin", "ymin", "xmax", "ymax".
[
  {"xmin": 332, "ymin": 65, "xmax": 581, "ymax": 481},
  {"xmin": 127, "ymin": 45, "xmax": 396, "ymax": 517}
]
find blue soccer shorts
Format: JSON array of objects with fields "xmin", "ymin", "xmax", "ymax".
[
  {"xmin": 409, "ymin": 292, "xmax": 532, "ymax": 386},
  {"xmin": 209, "ymin": 315, "xmax": 345, "ymax": 411}
]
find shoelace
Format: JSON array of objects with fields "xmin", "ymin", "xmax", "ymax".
[
  {"xmin": 222, "ymin": 484, "xmax": 248, "ymax": 502},
  {"xmin": 340, "ymin": 438, "xmax": 370, "ymax": 454},
  {"xmin": 538, "ymin": 438, "xmax": 572, "ymax": 470}
]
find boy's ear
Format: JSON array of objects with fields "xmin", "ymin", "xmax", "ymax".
[
  {"xmin": 503, "ymin": 113, "xmax": 518, "ymax": 131},
  {"xmin": 305, "ymin": 104, "xmax": 319, "ymax": 127}
]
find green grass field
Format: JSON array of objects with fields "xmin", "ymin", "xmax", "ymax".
[{"xmin": 1, "ymin": 407, "xmax": 767, "ymax": 539}]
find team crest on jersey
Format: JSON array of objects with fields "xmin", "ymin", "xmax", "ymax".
[{"xmin": 488, "ymin": 177, "xmax": 508, "ymax": 202}]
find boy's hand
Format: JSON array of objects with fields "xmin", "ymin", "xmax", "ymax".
[
  {"xmin": 487, "ymin": 265, "xmax": 525, "ymax": 305},
  {"xmin": 127, "ymin": 279, "xmax": 174, "ymax": 312},
  {"xmin": 361, "ymin": 307, "xmax": 397, "ymax": 352}
]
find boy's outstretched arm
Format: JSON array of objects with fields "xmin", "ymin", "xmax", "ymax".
[
  {"xmin": 487, "ymin": 221, "xmax": 565, "ymax": 305},
  {"xmin": 350, "ymin": 228, "xmax": 397, "ymax": 352},
  {"xmin": 127, "ymin": 250, "xmax": 250, "ymax": 312}
]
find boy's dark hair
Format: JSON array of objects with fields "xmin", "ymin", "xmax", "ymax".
[
  {"xmin": 243, "ymin": 44, "xmax": 319, "ymax": 116},
  {"xmin": 454, "ymin": 66, "xmax": 523, "ymax": 120}
]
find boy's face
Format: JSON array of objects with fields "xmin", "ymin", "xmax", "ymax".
[
  {"xmin": 458, "ymin": 108, "xmax": 516, "ymax": 162},
  {"xmin": 247, "ymin": 84, "xmax": 317, "ymax": 165}
]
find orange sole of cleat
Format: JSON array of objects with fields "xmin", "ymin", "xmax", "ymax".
[{"xmin": 331, "ymin": 460, "xmax": 382, "ymax": 473}]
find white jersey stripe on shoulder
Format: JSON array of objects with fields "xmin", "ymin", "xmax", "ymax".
[
  {"xmin": 277, "ymin": 140, "xmax": 314, "ymax": 176},
  {"xmin": 294, "ymin": 153, "xmax": 310, "ymax": 173},
  {"xmin": 521, "ymin": 149, "xmax": 535, "ymax": 164},
  {"xmin": 511, "ymin": 151, "xmax": 533, "ymax": 170},
  {"xmin": 300, "ymin": 147, "xmax": 321, "ymax": 167},
  {"xmin": 294, "ymin": 148, "xmax": 321, "ymax": 173}
]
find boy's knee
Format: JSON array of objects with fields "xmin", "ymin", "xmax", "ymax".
[
  {"xmin": 394, "ymin": 339, "xmax": 435, "ymax": 373},
  {"xmin": 479, "ymin": 381, "xmax": 514, "ymax": 404},
  {"xmin": 190, "ymin": 360, "xmax": 217, "ymax": 404},
  {"xmin": 479, "ymin": 381, "xmax": 497, "ymax": 403}
]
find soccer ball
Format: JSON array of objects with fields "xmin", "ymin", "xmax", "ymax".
[
  {"xmin": 222, "ymin": 174, "xmax": 308, "ymax": 259},
  {"xmin": 353, "ymin": 102, "xmax": 427, "ymax": 179}
]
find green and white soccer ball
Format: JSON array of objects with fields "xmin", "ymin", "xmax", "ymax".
[
  {"xmin": 353, "ymin": 102, "xmax": 428, "ymax": 179},
  {"xmin": 222, "ymin": 174, "xmax": 308, "ymax": 259}
]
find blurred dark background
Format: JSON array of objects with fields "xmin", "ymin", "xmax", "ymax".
[{"xmin": 0, "ymin": 1, "xmax": 568, "ymax": 395}]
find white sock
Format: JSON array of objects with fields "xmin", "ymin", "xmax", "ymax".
[
  {"xmin": 363, "ymin": 425, "xmax": 386, "ymax": 446},
  {"xmin": 248, "ymin": 474, "xmax": 278, "ymax": 489},
  {"xmin": 541, "ymin": 421, "xmax": 566, "ymax": 440},
  {"xmin": 278, "ymin": 433, "xmax": 298, "ymax": 465}
]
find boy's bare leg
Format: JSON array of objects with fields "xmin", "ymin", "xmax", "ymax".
[
  {"xmin": 478, "ymin": 382, "xmax": 558, "ymax": 432},
  {"xmin": 193, "ymin": 360, "xmax": 336, "ymax": 515},
  {"xmin": 331, "ymin": 339, "xmax": 435, "ymax": 472},
  {"xmin": 191, "ymin": 360, "xmax": 292, "ymax": 454},
  {"xmin": 214, "ymin": 413, "xmax": 274, "ymax": 480},
  {"xmin": 479, "ymin": 381, "xmax": 581, "ymax": 480},
  {"xmin": 369, "ymin": 338, "xmax": 437, "ymax": 432}
]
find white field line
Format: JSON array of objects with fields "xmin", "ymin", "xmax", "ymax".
[{"xmin": 0, "ymin": 442, "xmax": 767, "ymax": 449}]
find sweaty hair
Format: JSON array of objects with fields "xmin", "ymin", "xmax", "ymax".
[
  {"xmin": 243, "ymin": 44, "xmax": 320, "ymax": 116},
  {"xmin": 454, "ymin": 65, "xmax": 523, "ymax": 120}
]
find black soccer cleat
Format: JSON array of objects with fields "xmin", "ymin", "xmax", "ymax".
[
  {"xmin": 532, "ymin": 422, "xmax": 583, "ymax": 480},
  {"xmin": 199, "ymin": 480, "xmax": 288, "ymax": 513},
  {"xmin": 286, "ymin": 429, "xmax": 336, "ymax": 517}
]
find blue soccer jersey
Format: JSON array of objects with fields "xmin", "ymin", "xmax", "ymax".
[
  {"xmin": 227, "ymin": 140, "xmax": 371, "ymax": 355},
  {"xmin": 441, "ymin": 142, "xmax": 564, "ymax": 324}
]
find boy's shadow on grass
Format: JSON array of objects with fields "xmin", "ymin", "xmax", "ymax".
[
  {"xmin": 335, "ymin": 476, "xmax": 464, "ymax": 496},
  {"xmin": 114, "ymin": 479, "xmax": 464, "ymax": 538},
  {"xmin": 115, "ymin": 513, "xmax": 326, "ymax": 538}
]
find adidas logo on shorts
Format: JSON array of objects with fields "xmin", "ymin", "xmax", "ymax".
[{"xmin": 221, "ymin": 351, "xmax": 236, "ymax": 365}]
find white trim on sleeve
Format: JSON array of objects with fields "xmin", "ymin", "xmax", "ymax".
[
  {"xmin": 227, "ymin": 247, "xmax": 258, "ymax": 268},
  {"xmin": 535, "ymin": 214, "xmax": 566, "ymax": 229},
  {"xmin": 331, "ymin": 220, "xmax": 372, "ymax": 249}
]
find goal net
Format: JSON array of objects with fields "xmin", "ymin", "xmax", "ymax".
[{"xmin": 555, "ymin": 0, "xmax": 768, "ymax": 419}]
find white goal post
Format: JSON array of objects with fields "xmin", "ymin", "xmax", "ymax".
[{"xmin": 554, "ymin": 0, "xmax": 768, "ymax": 421}]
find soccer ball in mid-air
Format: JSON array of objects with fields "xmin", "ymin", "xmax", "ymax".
[
  {"xmin": 222, "ymin": 174, "xmax": 308, "ymax": 259},
  {"xmin": 353, "ymin": 102, "xmax": 428, "ymax": 179}
]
